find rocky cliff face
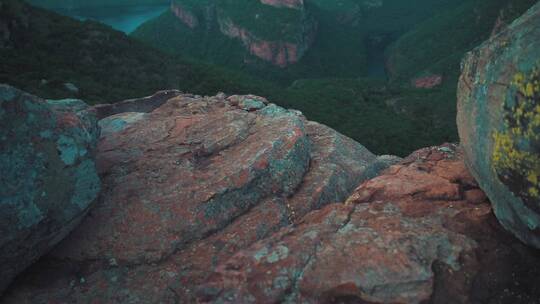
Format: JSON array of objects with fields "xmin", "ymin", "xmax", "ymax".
[
  {"xmin": 218, "ymin": 16, "xmax": 315, "ymax": 67},
  {"xmin": 169, "ymin": 0, "xmax": 317, "ymax": 67},
  {"xmin": 457, "ymin": 2, "xmax": 540, "ymax": 248}
]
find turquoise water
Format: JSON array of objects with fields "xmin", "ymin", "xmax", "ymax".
[{"xmin": 58, "ymin": 5, "xmax": 169, "ymax": 33}]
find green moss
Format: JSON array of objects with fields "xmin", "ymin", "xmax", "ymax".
[{"xmin": 493, "ymin": 65, "xmax": 540, "ymax": 203}]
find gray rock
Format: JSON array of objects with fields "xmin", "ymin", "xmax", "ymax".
[
  {"xmin": 457, "ymin": 2, "xmax": 540, "ymax": 248},
  {"xmin": 0, "ymin": 84, "xmax": 100, "ymax": 294}
]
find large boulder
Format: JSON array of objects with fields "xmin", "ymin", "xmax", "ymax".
[
  {"xmin": 198, "ymin": 145, "xmax": 540, "ymax": 303},
  {"xmin": 1, "ymin": 93, "xmax": 393, "ymax": 303},
  {"xmin": 457, "ymin": 3, "xmax": 540, "ymax": 248},
  {"xmin": 0, "ymin": 85, "xmax": 100, "ymax": 294}
]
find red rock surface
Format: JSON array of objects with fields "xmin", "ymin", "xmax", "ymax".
[
  {"xmin": 197, "ymin": 144, "xmax": 540, "ymax": 303},
  {"xmin": 3, "ymin": 95, "xmax": 540, "ymax": 303},
  {"xmin": 412, "ymin": 74, "xmax": 443, "ymax": 89},
  {"xmin": 218, "ymin": 17, "xmax": 315, "ymax": 68},
  {"xmin": 260, "ymin": 0, "xmax": 304, "ymax": 9},
  {"xmin": 1, "ymin": 93, "xmax": 389, "ymax": 303}
]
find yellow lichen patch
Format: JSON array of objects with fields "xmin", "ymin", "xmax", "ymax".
[{"xmin": 492, "ymin": 66, "xmax": 540, "ymax": 201}]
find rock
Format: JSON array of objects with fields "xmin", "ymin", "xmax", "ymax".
[
  {"xmin": 457, "ymin": 3, "xmax": 540, "ymax": 248},
  {"xmin": 0, "ymin": 84, "xmax": 100, "ymax": 294},
  {"xmin": 198, "ymin": 145, "xmax": 540, "ymax": 304},
  {"xmin": 226, "ymin": 94, "xmax": 268, "ymax": 111},
  {"xmin": 218, "ymin": 15, "xmax": 317, "ymax": 68},
  {"xmin": 1, "ymin": 93, "xmax": 390, "ymax": 303},
  {"xmin": 63, "ymin": 82, "xmax": 79, "ymax": 94},
  {"xmin": 412, "ymin": 74, "xmax": 443, "ymax": 89},
  {"xmin": 92, "ymin": 89, "xmax": 182, "ymax": 120},
  {"xmin": 259, "ymin": 0, "xmax": 304, "ymax": 9}
]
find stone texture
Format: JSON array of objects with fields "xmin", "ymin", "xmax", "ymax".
[
  {"xmin": 457, "ymin": 2, "xmax": 540, "ymax": 248},
  {"xmin": 412, "ymin": 74, "xmax": 443, "ymax": 89},
  {"xmin": 260, "ymin": 0, "xmax": 304, "ymax": 9},
  {"xmin": 197, "ymin": 144, "xmax": 540, "ymax": 304},
  {"xmin": 1, "ymin": 92, "xmax": 390, "ymax": 303},
  {"xmin": 0, "ymin": 85, "xmax": 100, "ymax": 294}
]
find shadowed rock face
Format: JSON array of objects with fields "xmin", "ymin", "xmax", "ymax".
[
  {"xmin": 198, "ymin": 145, "xmax": 540, "ymax": 304},
  {"xmin": 1, "ymin": 92, "xmax": 391, "ymax": 303},
  {"xmin": 457, "ymin": 2, "xmax": 540, "ymax": 248},
  {"xmin": 0, "ymin": 85, "xmax": 100, "ymax": 294}
]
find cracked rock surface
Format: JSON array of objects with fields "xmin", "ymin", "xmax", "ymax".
[
  {"xmin": 3, "ymin": 92, "xmax": 539, "ymax": 304},
  {"xmin": 198, "ymin": 145, "xmax": 540, "ymax": 304},
  {"xmin": 1, "ymin": 92, "xmax": 388, "ymax": 303}
]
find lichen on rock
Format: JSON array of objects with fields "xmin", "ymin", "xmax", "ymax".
[
  {"xmin": 493, "ymin": 65, "xmax": 540, "ymax": 202},
  {"xmin": 0, "ymin": 84, "xmax": 100, "ymax": 294}
]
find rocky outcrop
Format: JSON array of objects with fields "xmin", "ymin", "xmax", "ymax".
[
  {"xmin": 198, "ymin": 144, "xmax": 540, "ymax": 303},
  {"xmin": 2, "ymin": 88, "xmax": 540, "ymax": 303},
  {"xmin": 412, "ymin": 74, "xmax": 443, "ymax": 89},
  {"xmin": 0, "ymin": 85, "xmax": 100, "ymax": 294},
  {"xmin": 457, "ymin": 2, "xmax": 540, "ymax": 248},
  {"xmin": 1, "ymin": 93, "xmax": 392, "ymax": 302},
  {"xmin": 260, "ymin": 0, "xmax": 304, "ymax": 9}
]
